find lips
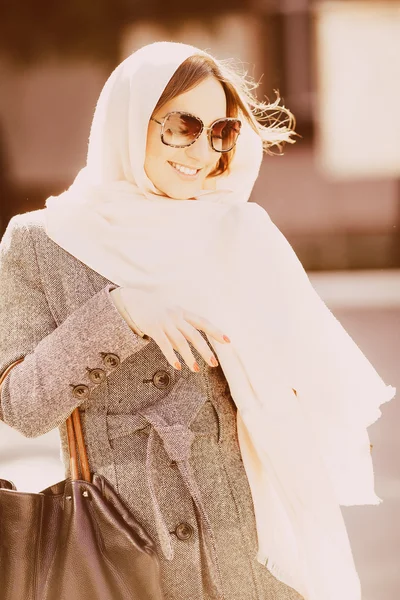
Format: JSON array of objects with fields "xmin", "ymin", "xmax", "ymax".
[{"xmin": 168, "ymin": 161, "xmax": 201, "ymax": 177}]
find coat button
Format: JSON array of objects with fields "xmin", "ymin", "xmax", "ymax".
[
  {"xmin": 72, "ymin": 384, "xmax": 90, "ymax": 399},
  {"xmin": 152, "ymin": 370, "xmax": 171, "ymax": 389},
  {"xmin": 102, "ymin": 353, "xmax": 120, "ymax": 369},
  {"xmin": 175, "ymin": 522, "xmax": 194, "ymax": 540},
  {"xmin": 88, "ymin": 368, "xmax": 106, "ymax": 384}
]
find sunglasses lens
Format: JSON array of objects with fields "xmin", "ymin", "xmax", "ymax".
[
  {"xmin": 211, "ymin": 119, "xmax": 241, "ymax": 152},
  {"xmin": 162, "ymin": 113, "xmax": 202, "ymax": 147}
]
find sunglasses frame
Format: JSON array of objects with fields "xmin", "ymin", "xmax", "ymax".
[{"xmin": 150, "ymin": 111, "xmax": 241, "ymax": 153}]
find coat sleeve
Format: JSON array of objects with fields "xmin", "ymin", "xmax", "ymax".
[{"xmin": 0, "ymin": 215, "xmax": 151, "ymax": 438}]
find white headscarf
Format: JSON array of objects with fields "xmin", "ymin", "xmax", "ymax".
[{"xmin": 45, "ymin": 41, "xmax": 395, "ymax": 600}]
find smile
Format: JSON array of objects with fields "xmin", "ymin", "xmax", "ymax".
[{"xmin": 168, "ymin": 161, "xmax": 201, "ymax": 178}]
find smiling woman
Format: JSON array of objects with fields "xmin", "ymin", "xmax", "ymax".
[{"xmin": 1, "ymin": 41, "xmax": 395, "ymax": 600}]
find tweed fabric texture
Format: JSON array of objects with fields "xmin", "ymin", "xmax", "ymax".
[{"xmin": 0, "ymin": 210, "xmax": 303, "ymax": 600}]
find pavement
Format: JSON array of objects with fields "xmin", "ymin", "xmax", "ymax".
[{"xmin": 1, "ymin": 270, "xmax": 399, "ymax": 600}]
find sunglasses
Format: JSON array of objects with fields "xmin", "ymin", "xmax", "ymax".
[{"xmin": 150, "ymin": 111, "xmax": 242, "ymax": 153}]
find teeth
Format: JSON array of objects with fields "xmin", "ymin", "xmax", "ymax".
[{"xmin": 171, "ymin": 162, "xmax": 198, "ymax": 176}]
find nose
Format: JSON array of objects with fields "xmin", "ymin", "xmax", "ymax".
[{"xmin": 185, "ymin": 130, "xmax": 215, "ymax": 165}]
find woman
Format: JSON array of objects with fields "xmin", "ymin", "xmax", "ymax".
[{"xmin": 0, "ymin": 41, "xmax": 395, "ymax": 600}]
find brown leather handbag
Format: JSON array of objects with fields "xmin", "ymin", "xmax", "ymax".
[{"xmin": 0, "ymin": 359, "xmax": 165, "ymax": 600}]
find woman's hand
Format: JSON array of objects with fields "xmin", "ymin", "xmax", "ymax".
[{"xmin": 110, "ymin": 287, "xmax": 231, "ymax": 372}]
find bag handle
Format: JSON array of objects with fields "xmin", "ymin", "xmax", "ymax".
[
  {"xmin": 66, "ymin": 406, "xmax": 91, "ymax": 482},
  {"xmin": 0, "ymin": 358, "xmax": 91, "ymax": 482}
]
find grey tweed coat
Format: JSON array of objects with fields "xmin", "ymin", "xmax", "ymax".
[{"xmin": 0, "ymin": 210, "xmax": 304, "ymax": 600}]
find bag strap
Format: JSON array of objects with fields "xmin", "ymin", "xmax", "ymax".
[
  {"xmin": 67, "ymin": 406, "xmax": 91, "ymax": 482},
  {"xmin": 0, "ymin": 358, "xmax": 91, "ymax": 482}
]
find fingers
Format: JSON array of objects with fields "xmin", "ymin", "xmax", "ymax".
[
  {"xmin": 164, "ymin": 325, "xmax": 200, "ymax": 372},
  {"xmin": 151, "ymin": 317, "xmax": 230, "ymax": 373},
  {"xmin": 152, "ymin": 328, "xmax": 184, "ymax": 371},
  {"xmin": 174, "ymin": 321, "xmax": 219, "ymax": 369},
  {"xmin": 182, "ymin": 310, "xmax": 230, "ymax": 344}
]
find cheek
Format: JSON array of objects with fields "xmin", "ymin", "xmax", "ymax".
[
  {"xmin": 145, "ymin": 126, "xmax": 165, "ymax": 164},
  {"xmin": 144, "ymin": 132, "xmax": 172, "ymax": 182}
]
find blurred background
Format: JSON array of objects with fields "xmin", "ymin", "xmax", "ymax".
[{"xmin": 0, "ymin": 1, "xmax": 399, "ymax": 599}]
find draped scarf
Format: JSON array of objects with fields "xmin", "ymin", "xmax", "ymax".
[{"xmin": 44, "ymin": 41, "xmax": 395, "ymax": 600}]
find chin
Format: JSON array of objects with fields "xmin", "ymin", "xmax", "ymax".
[{"xmin": 162, "ymin": 185, "xmax": 201, "ymax": 201}]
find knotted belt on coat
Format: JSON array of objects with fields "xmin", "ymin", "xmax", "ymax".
[{"xmin": 106, "ymin": 375, "xmax": 225, "ymax": 600}]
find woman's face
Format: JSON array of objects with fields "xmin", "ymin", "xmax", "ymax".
[{"xmin": 144, "ymin": 76, "xmax": 227, "ymax": 200}]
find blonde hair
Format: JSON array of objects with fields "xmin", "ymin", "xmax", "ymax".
[{"xmin": 152, "ymin": 54, "xmax": 298, "ymax": 177}]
